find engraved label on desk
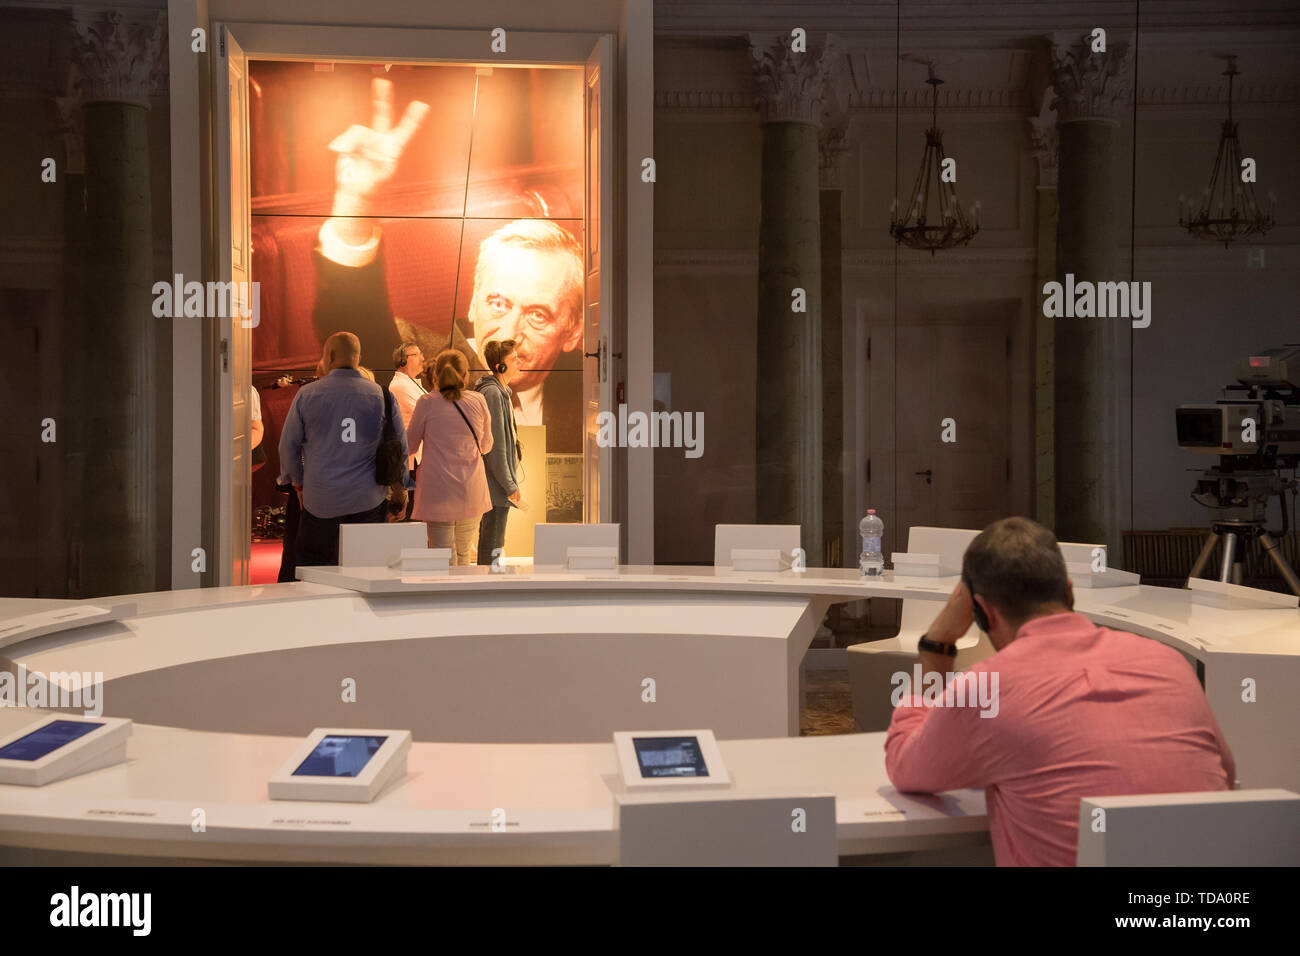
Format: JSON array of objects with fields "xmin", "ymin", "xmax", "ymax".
[
  {"xmin": 270, "ymin": 817, "xmax": 354, "ymax": 827},
  {"xmin": 399, "ymin": 576, "xmax": 461, "ymax": 584},
  {"xmin": 862, "ymin": 809, "xmax": 907, "ymax": 817},
  {"xmin": 85, "ymin": 809, "xmax": 159, "ymax": 818}
]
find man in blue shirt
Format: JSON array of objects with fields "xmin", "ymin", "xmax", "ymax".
[{"xmin": 278, "ymin": 331, "xmax": 409, "ymax": 568}]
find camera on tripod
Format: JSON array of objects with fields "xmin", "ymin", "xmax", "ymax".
[{"xmin": 1175, "ymin": 346, "xmax": 1300, "ymax": 595}]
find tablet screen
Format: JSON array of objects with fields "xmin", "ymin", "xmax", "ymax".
[
  {"xmin": 292, "ymin": 735, "xmax": 388, "ymax": 778},
  {"xmin": 0, "ymin": 720, "xmax": 104, "ymax": 762},
  {"xmin": 632, "ymin": 736, "xmax": 709, "ymax": 778}
]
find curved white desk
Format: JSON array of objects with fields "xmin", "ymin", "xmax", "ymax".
[
  {"xmin": 0, "ymin": 710, "xmax": 987, "ymax": 865},
  {"xmin": 0, "ymin": 567, "xmax": 1296, "ymax": 863}
]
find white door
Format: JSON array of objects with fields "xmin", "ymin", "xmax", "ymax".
[
  {"xmin": 214, "ymin": 25, "xmax": 253, "ymax": 586},
  {"xmin": 583, "ymin": 35, "xmax": 615, "ymax": 524}
]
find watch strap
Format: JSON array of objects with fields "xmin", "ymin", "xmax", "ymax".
[{"xmin": 917, "ymin": 634, "xmax": 958, "ymax": 658}]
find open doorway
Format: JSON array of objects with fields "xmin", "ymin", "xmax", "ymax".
[{"xmin": 211, "ymin": 24, "xmax": 614, "ymax": 585}]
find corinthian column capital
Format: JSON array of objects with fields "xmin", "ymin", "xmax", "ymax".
[
  {"xmin": 70, "ymin": 9, "xmax": 166, "ymax": 108},
  {"xmin": 1048, "ymin": 31, "xmax": 1131, "ymax": 125},
  {"xmin": 748, "ymin": 32, "xmax": 840, "ymax": 126}
]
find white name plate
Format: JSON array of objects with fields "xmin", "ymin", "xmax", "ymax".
[
  {"xmin": 388, "ymin": 548, "xmax": 451, "ymax": 573},
  {"xmin": 891, "ymin": 552, "xmax": 941, "ymax": 577},
  {"xmin": 731, "ymin": 548, "xmax": 785, "ymax": 572},
  {"xmin": 1067, "ymin": 562, "xmax": 1141, "ymax": 589},
  {"xmin": 567, "ymin": 546, "xmax": 618, "ymax": 571}
]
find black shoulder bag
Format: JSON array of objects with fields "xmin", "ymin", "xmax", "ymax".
[{"xmin": 374, "ymin": 387, "xmax": 405, "ymax": 485}]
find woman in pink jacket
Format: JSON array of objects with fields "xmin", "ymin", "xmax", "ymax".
[{"xmin": 406, "ymin": 350, "xmax": 493, "ymax": 564}]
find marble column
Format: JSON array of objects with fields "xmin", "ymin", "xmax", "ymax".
[
  {"xmin": 66, "ymin": 9, "xmax": 165, "ymax": 597},
  {"xmin": 1049, "ymin": 33, "xmax": 1130, "ymax": 553},
  {"xmin": 749, "ymin": 34, "xmax": 836, "ymax": 564},
  {"xmin": 1029, "ymin": 94, "xmax": 1059, "ymax": 530},
  {"xmin": 56, "ymin": 80, "xmax": 88, "ymax": 597},
  {"xmin": 819, "ymin": 110, "xmax": 849, "ymax": 567}
]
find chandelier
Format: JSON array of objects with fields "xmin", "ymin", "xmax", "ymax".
[
  {"xmin": 890, "ymin": 67, "xmax": 980, "ymax": 254},
  {"xmin": 1178, "ymin": 57, "xmax": 1276, "ymax": 247}
]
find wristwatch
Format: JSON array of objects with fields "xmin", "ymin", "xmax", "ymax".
[{"xmin": 917, "ymin": 633, "xmax": 958, "ymax": 657}]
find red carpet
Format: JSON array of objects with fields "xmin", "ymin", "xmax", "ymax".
[{"xmin": 250, "ymin": 540, "xmax": 284, "ymax": 585}]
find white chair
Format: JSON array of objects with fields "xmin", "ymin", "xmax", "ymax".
[
  {"xmin": 532, "ymin": 523, "xmax": 621, "ymax": 567},
  {"xmin": 847, "ymin": 526, "xmax": 989, "ymax": 732},
  {"xmin": 713, "ymin": 524, "xmax": 801, "ymax": 568},
  {"xmin": 1077, "ymin": 789, "xmax": 1300, "ymax": 866},
  {"xmin": 337, "ymin": 522, "xmax": 427, "ymax": 568},
  {"xmin": 617, "ymin": 793, "xmax": 837, "ymax": 866}
]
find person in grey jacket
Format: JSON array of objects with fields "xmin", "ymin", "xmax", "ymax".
[{"xmin": 475, "ymin": 339, "xmax": 525, "ymax": 564}]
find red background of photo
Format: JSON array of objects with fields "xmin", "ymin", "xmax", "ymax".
[{"xmin": 247, "ymin": 60, "xmax": 583, "ymax": 511}]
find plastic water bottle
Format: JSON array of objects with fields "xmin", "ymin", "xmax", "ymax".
[{"xmin": 859, "ymin": 509, "xmax": 884, "ymax": 576}]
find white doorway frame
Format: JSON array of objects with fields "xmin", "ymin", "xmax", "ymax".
[{"xmin": 207, "ymin": 21, "xmax": 619, "ymax": 583}]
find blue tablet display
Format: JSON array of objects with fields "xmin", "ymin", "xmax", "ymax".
[
  {"xmin": 0, "ymin": 720, "xmax": 103, "ymax": 762},
  {"xmin": 632, "ymin": 736, "xmax": 709, "ymax": 778},
  {"xmin": 292, "ymin": 735, "xmax": 387, "ymax": 778}
]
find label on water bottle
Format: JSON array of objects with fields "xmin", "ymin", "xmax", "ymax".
[{"xmin": 863, "ymin": 536, "xmax": 882, "ymax": 554}]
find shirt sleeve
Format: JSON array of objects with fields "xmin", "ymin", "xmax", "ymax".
[
  {"xmin": 406, "ymin": 394, "xmax": 427, "ymax": 464},
  {"xmin": 388, "ymin": 389, "xmax": 410, "ymax": 488},
  {"xmin": 474, "ymin": 393, "xmax": 494, "ymax": 457},
  {"xmin": 249, "ymin": 386, "xmax": 262, "ymax": 422},
  {"xmin": 277, "ymin": 390, "xmax": 305, "ymax": 487},
  {"xmin": 884, "ymin": 669, "xmax": 996, "ymax": 794},
  {"xmin": 481, "ymin": 388, "xmax": 517, "ymax": 496}
]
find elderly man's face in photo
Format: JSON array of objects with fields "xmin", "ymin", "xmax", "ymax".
[{"xmin": 469, "ymin": 245, "xmax": 583, "ymax": 393}]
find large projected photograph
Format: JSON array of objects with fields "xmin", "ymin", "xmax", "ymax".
[{"xmin": 248, "ymin": 60, "xmax": 585, "ymax": 456}]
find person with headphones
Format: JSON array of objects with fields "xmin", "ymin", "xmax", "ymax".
[{"xmin": 474, "ymin": 339, "xmax": 526, "ymax": 565}]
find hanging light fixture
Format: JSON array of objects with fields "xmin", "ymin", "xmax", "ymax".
[
  {"xmin": 889, "ymin": 65, "xmax": 980, "ymax": 255},
  {"xmin": 1178, "ymin": 56, "xmax": 1276, "ymax": 247}
]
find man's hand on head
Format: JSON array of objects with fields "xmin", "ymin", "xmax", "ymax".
[{"xmin": 929, "ymin": 578, "xmax": 975, "ymax": 645}]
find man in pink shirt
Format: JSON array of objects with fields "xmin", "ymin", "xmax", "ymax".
[{"xmin": 885, "ymin": 517, "xmax": 1236, "ymax": 866}]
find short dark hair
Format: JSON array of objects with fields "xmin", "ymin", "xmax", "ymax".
[
  {"xmin": 962, "ymin": 517, "xmax": 1072, "ymax": 623},
  {"xmin": 483, "ymin": 339, "xmax": 516, "ymax": 372}
]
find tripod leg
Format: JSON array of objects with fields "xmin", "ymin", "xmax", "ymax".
[
  {"xmin": 1189, "ymin": 532, "xmax": 1218, "ymax": 580},
  {"xmin": 1219, "ymin": 532, "xmax": 1239, "ymax": 584},
  {"xmin": 1257, "ymin": 532, "xmax": 1300, "ymax": 597}
]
